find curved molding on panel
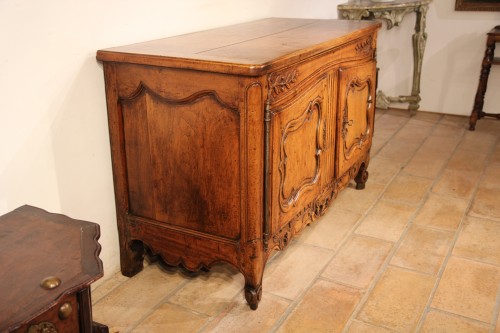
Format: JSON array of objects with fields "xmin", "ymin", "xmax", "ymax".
[
  {"xmin": 279, "ymin": 96, "xmax": 323, "ymax": 212},
  {"xmin": 342, "ymin": 76, "xmax": 373, "ymax": 160},
  {"xmin": 119, "ymin": 81, "xmax": 238, "ymax": 113}
]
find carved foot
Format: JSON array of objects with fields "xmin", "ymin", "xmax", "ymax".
[
  {"xmin": 244, "ymin": 284, "xmax": 262, "ymax": 310},
  {"xmin": 355, "ymin": 169, "xmax": 369, "ymax": 190},
  {"xmin": 121, "ymin": 240, "xmax": 145, "ymax": 277}
]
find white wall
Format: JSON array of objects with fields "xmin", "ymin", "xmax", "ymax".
[
  {"xmin": 376, "ymin": 0, "xmax": 500, "ymax": 114},
  {"xmin": 1, "ymin": 0, "xmax": 498, "ymax": 282}
]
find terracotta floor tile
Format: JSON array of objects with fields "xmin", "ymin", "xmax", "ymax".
[
  {"xmin": 479, "ymin": 163, "xmax": 500, "ymax": 190},
  {"xmin": 332, "ymin": 183, "xmax": 385, "ymax": 214},
  {"xmin": 490, "ymin": 143, "xmax": 500, "ymax": 164},
  {"xmin": 423, "ymin": 134, "xmax": 462, "ymax": 154},
  {"xmin": 300, "ymin": 208, "xmax": 361, "ymax": 250},
  {"xmin": 432, "ymin": 169, "xmax": 480, "ymax": 199},
  {"xmin": 473, "ymin": 118, "xmax": 500, "ymax": 133},
  {"xmin": 168, "ymin": 263, "xmax": 244, "ymax": 316},
  {"xmin": 375, "ymin": 111, "xmax": 410, "ymax": 132},
  {"xmin": 92, "ymin": 271, "xmax": 130, "ymax": 304},
  {"xmin": 383, "ymin": 173, "xmax": 433, "ymax": 204},
  {"xmin": 357, "ymin": 267, "xmax": 435, "ymax": 332},
  {"xmin": 355, "ymin": 199, "xmax": 417, "ymax": 242},
  {"xmin": 470, "ymin": 187, "xmax": 500, "ymax": 221},
  {"xmin": 92, "ymin": 264, "xmax": 187, "ymax": 329},
  {"xmin": 431, "ymin": 256, "xmax": 500, "ymax": 323},
  {"xmin": 439, "ymin": 115, "xmax": 468, "ymax": 129},
  {"xmin": 131, "ymin": 303, "xmax": 208, "ymax": 333},
  {"xmin": 403, "ymin": 152, "xmax": 448, "ymax": 179},
  {"xmin": 413, "ymin": 193, "xmax": 468, "ymax": 231},
  {"xmin": 346, "ymin": 321, "xmax": 394, "ymax": 333},
  {"xmin": 204, "ymin": 292, "xmax": 290, "ymax": 333},
  {"xmin": 366, "ymin": 156, "xmax": 401, "ymax": 185},
  {"xmin": 407, "ymin": 111, "xmax": 442, "ymax": 126},
  {"xmin": 263, "ymin": 242, "xmax": 333, "ymax": 300},
  {"xmin": 399, "ymin": 124, "xmax": 434, "ymax": 141},
  {"xmin": 276, "ymin": 280, "xmax": 362, "ymax": 333},
  {"xmin": 372, "ymin": 127, "xmax": 398, "ymax": 140},
  {"xmin": 420, "ymin": 310, "xmax": 490, "ymax": 333},
  {"xmin": 432, "ymin": 123, "xmax": 466, "ymax": 139},
  {"xmin": 322, "ymin": 235, "xmax": 393, "ymax": 289},
  {"xmin": 371, "ymin": 131, "xmax": 393, "ymax": 156},
  {"xmin": 446, "ymin": 149, "xmax": 488, "ymax": 172},
  {"xmin": 374, "ymin": 109, "xmax": 387, "ymax": 120},
  {"xmin": 390, "ymin": 225, "xmax": 454, "ymax": 275},
  {"xmin": 396, "ymin": 123, "xmax": 435, "ymax": 143},
  {"xmin": 459, "ymin": 130, "xmax": 498, "ymax": 153},
  {"xmin": 377, "ymin": 138, "xmax": 421, "ymax": 163},
  {"xmin": 89, "ymin": 110, "xmax": 500, "ymax": 332},
  {"xmin": 453, "ymin": 216, "xmax": 500, "ymax": 266}
]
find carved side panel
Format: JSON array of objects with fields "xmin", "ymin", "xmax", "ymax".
[{"xmin": 120, "ymin": 83, "xmax": 242, "ymax": 240}]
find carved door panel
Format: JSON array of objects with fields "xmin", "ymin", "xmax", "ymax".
[
  {"xmin": 268, "ymin": 73, "xmax": 335, "ymax": 249},
  {"xmin": 337, "ymin": 61, "xmax": 376, "ymax": 178}
]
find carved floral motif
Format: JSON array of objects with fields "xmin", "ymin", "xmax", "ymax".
[
  {"xmin": 268, "ymin": 69, "xmax": 299, "ymax": 98},
  {"xmin": 270, "ymin": 158, "xmax": 369, "ymax": 252},
  {"xmin": 28, "ymin": 322, "xmax": 58, "ymax": 333},
  {"xmin": 355, "ymin": 36, "xmax": 373, "ymax": 56}
]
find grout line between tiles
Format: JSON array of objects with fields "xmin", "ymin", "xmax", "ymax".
[
  {"xmin": 92, "ymin": 113, "xmax": 500, "ymax": 333},
  {"xmin": 126, "ymin": 265, "xmax": 202, "ymax": 333},
  {"xmin": 414, "ymin": 118, "xmax": 500, "ymax": 332},
  {"xmin": 341, "ymin": 112, "xmax": 446, "ymax": 333},
  {"xmin": 265, "ymin": 111, "xmax": 414, "ymax": 332}
]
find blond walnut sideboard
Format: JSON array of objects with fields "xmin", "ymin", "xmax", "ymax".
[{"xmin": 97, "ymin": 18, "xmax": 380, "ymax": 310}]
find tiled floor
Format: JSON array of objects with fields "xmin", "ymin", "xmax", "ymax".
[{"xmin": 92, "ymin": 109, "xmax": 500, "ymax": 333}]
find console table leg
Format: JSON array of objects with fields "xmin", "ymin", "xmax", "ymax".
[
  {"xmin": 340, "ymin": 2, "xmax": 431, "ymax": 113},
  {"xmin": 409, "ymin": 5, "xmax": 428, "ymax": 113},
  {"xmin": 470, "ymin": 36, "xmax": 495, "ymax": 131}
]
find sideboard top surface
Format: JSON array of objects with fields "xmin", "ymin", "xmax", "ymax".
[{"xmin": 97, "ymin": 17, "xmax": 380, "ymax": 75}]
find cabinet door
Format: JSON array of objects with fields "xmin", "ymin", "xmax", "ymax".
[
  {"xmin": 337, "ymin": 61, "xmax": 376, "ymax": 178},
  {"xmin": 268, "ymin": 73, "xmax": 335, "ymax": 247}
]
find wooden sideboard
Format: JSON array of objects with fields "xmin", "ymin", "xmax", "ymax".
[
  {"xmin": 97, "ymin": 18, "xmax": 380, "ymax": 310},
  {"xmin": 0, "ymin": 205, "xmax": 107, "ymax": 333}
]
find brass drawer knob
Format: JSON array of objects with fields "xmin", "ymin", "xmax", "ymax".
[
  {"xmin": 40, "ymin": 276, "xmax": 61, "ymax": 290},
  {"xmin": 58, "ymin": 302, "xmax": 72, "ymax": 320}
]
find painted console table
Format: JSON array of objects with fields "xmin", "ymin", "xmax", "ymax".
[{"xmin": 338, "ymin": 0, "xmax": 432, "ymax": 113}]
